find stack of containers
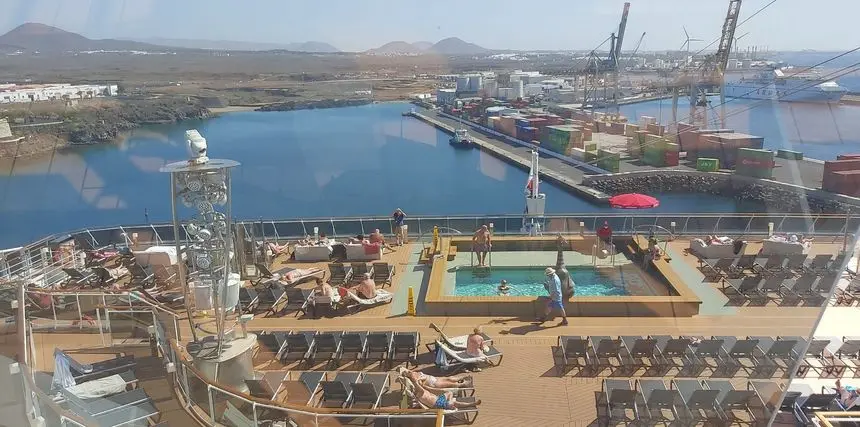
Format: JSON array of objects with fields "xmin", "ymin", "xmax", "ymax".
[
  {"xmin": 517, "ymin": 126, "xmax": 539, "ymax": 142},
  {"xmin": 487, "ymin": 116, "xmax": 501, "ymax": 130},
  {"xmin": 822, "ymin": 159, "xmax": 860, "ymax": 194},
  {"xmin": 664, "ymin": 140, "xmax": 680, "ymax": 166},
  {"xmin": 837, "ymin": 154, "xmax": 860, "ymax": 160},
  {"xmin": 646, "ymin": 123, "xmax": 665, "ymax": 136},
  {"xmin": 624, "ymin": 123, "xmax": 640, "ymax": 137},
  {"xmin": 687, "ymin": 129, "xmax": 734, "ymax": 159},
  {"xmin": 642, "ymin": 136, "xmax": 667, "ymax": 167},
  {"xmin": 498, "ymin": 116, "xmax": 516, "ymax": 136},
  {"xmin": 676, "ymin": 122, "xmax": 699, "ymax": 152},
  {"xmin": 597, "ymin": 149, "xmax": 621, "ymax": 172},
  {"xmin": 696, "ymin": 132, "xmax": 764, "ymax": 168},
  {"xmin": 542, "ymin": 125, "xmax": 579, "ymax": 155},
  {"xmin": 639, "ymin": 116, "xmax": 657, "ymax": 128},
  {"xmin": 735, "ymin": 148, "xmax": 775, "ymax": 178}
]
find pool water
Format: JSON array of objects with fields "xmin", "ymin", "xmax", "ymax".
[{"xmin": 453, "ymin": 266, "xmax": 630, "ymax": 297}]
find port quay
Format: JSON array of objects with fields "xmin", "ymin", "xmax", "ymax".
[{"xmin": 405, "ymin": 104, "xmax": 860, "ymax": 210}]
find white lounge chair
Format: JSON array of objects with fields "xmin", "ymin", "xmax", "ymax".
[
  {"xmin": 427, "ymin": 322, "xmax": 493, "ymax": 352},
  {"xmin": 398, "ymin": 377, "xmax": 479, "ymax": 424},
  {"xmin": 344, "ymin": 289, "xmax": 393, "ymax": 313},
  {"xmin": 435, "ymin": 340, "xmax": 504, "ymax": 368}
]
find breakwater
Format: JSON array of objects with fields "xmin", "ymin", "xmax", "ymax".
[
  {"xmin": 257, "ymin": 98, "xmax": 372, "ymax": 112},
  {"xmin": 583, "ymin": 170, "xmax": 860, "ymax": 213}
]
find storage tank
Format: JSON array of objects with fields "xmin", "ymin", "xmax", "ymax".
[
  {"xmin": 512, "ymin": 80, "xmax": 524, "ymax": 99},
  {"xmin": 469, "ymin": 75, "xmax": 483, "ymax": 92},
  {"xmin": 482, "ymin": 79, "xmax": 498, "ymax": 98},
  {"xmin": 498, "ymin": 88, "xmax": 513, "ymax": 100},
  {"xmin": 456, "ymin": 76, "xmax": 471, "ymax": 92}
]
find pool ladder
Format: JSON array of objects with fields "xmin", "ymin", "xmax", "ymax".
[{"xmin": 470, "ymin": 245, "xmax": 492, "ymax": 273}]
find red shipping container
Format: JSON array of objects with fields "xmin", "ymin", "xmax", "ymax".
[
  {"xmin": 828, "ymin": 170, "xmax": 860, "ymax": 195},
  {"xmin": 837, "ymin": 154, "xmax": 860, "ymax": 160},
  {"xmin": 824, "ymin": 159, "xmax": 860, "ymax": 175},
  {"xmin": 664, "ymin": 150, "xmax": 680, "ymax": 166}
]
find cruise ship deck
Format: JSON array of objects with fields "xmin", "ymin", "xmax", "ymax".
[{"xmin": 5, "ymin": 213, "xmax": 860, "ymax": 426}]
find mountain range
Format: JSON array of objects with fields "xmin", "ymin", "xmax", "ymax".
[
  {"xmin": 366, "ymin": 37, "xmax": 489, "ymax": 55},
  {"xmin": 0, "ymin": 23, "xmax": 491, "ymax": 55},
  {"xmin": 120, "ymin": 37, "xmax": 340, "ymax": 53}
]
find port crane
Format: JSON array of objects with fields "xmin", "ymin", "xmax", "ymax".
[
  {"xmin": 670, "ymin": 0, "xmax": 742, "ymax": 128},
  {"xmin": 581, "ymin": 2, "xmax": 630, "ymax": 117}
]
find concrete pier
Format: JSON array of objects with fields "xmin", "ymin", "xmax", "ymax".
[{"xmin": 407, "ymin": 110, "xmax": 610, "ymax": 203}]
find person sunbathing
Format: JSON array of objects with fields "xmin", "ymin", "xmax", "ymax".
[
  {"xmin": 369, "ymin": 229, "xmax": 396, "ymax": 252},
  {"xmin": 266, "ymin": 241, "xmax": 290, "ymax": 256},
  {"xmin": 356, "ymin": 273, "xmax": 377, "ymax": 299},
  {"xmin": 399, "ymin": 367, "xmax": 473, "ymax": 389},
  {"xmin": 402, "ymin": 373, "xmax": 481, "ymax": 410}
]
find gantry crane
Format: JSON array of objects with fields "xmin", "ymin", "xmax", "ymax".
[
  {"xmin": 582, "ymin": 2, "xmax": 631, "ymax": 117},
  {"xmin": 670, "ymin": 0, "xmax": 742, "ymax": 128}
]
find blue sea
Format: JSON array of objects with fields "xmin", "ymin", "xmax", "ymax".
[{"xmin": 0, "ymin": 102, "xmax": 755, "ymax": 247}]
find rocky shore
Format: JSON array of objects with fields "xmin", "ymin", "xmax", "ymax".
[
  {"xmin": 257, "ymin": 98, "xmax": 372, "ymax": 112},
  {"xmin": 586, "ymin": 174, "xmax": 860, "ymax": 213},
  {"xmin": 67, "ymin": 98, "xmax": 210, "ymax": 144}
]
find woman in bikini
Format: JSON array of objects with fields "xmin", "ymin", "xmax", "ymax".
[{"xmin": 399, "ymin": 367, "xmax": 473, "ymax": 389}]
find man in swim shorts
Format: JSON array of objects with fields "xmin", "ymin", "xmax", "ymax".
[
  {"xmin": 538, "ymin": 267, "xmax": 568, "ymax": 326},
  {"xmin": 472, "ymin": 225, "xmax": 492, "ymax": 267}
]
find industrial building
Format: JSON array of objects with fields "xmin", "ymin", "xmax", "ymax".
[
  {"xmin": 0, "ymin": 83, "xmax": 119, "ymax": 104},
  {"xmin": 436, "ymin": 88, "xmax": 457, "ymax": 105}
]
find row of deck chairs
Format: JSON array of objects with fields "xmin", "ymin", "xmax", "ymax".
[
  {"xmin": 257, "ymin": 330, "xmax": 421, "ymax": 369},
  {"xmin": 721, "ymin": 270, "xmax": 840, "ymax": 305},
  {"xmin": 835, "ymin": 275, "xmax": 860, "ymax": 306},
  {"xmin": 779, "ymin": 383, "xmax": 859, "ymax": 425},
  {"xmin": 328, "ymin": 262, "xmax": 395, "ymax": 287},
  {"xmin": 703, "ymin": 253, "xmax": 845, "ymax": 281},
  {"xmin": 597, "ymin": 378, "xmax": 779, "ymax": 426},
  {"xmin": 555, "ymin": 335, "xmax": 858, "ymax": 379}
]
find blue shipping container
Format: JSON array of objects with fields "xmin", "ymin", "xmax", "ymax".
[{"xmin": 516, "ymin": 119, "xmax": 530, "ymax": 127}]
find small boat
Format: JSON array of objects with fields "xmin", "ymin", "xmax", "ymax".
[
  {"xmin": 401, "ymin": 108, "xmax": 416, "ymax": 117},
  {"xmin": 449, "ymin": 128, "xmax": 473, "ymax": 148}
]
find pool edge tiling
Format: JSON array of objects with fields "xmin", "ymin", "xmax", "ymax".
[{"xmin": 423, "ymin": 235, "xmax": 703, "ymax": 317}]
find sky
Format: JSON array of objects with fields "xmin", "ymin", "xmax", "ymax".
[{"xmin": 0, "ymin": 0, "xmax": 856, "ymax": 52}]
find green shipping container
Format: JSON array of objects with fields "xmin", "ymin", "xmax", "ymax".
[
  {"xmin": 584, "ymin": 143, "xmax": 597, "ymax": 152},
  {"xmin": 585, "ymin": 151, "xmax": 598, "ymax": 163},
  {"xmin": 777, "ymin": 149, "xmax": 803, "ymax": 160},
  {"xmin": 643, "ymin": 147, "xmax": 665, "ymax": 167},
  {"xmin": 598, "ymin": 156, "xmax": 620, "ymax": 173},
  {"xmin": 696, "ymin": 158, "xmax": 720, "ymax": 172}
]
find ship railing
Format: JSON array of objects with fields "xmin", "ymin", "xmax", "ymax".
[
  {"xmin": 1, "ymin": 213, "xmax": 857, "ymax": 285},
  {"xmin": 14, "ymin": 293, "xmax": 444, "ymax": 427}
]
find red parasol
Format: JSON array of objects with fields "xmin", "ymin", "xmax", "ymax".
[{"xmin": 609, "ymin": 193, "xmax": 660, "ymax": 209}]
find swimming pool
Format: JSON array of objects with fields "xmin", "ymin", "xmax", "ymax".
[{"xmin": 452, "ymin": 266, "xmax": 631, "ymax": 297}]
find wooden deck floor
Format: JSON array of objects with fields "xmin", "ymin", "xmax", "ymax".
[{"xmin": 27, "ymin": 237, "xmax": 853, "ymax": 426}]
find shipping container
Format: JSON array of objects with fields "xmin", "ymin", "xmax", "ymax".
[
  {"xmin": 696, "ymin": 158, "xmax": 720, "ymax": 172},
  {"xmin": 827, "ymin": 170, "xmax": 860, "ymax": 196},
  {"xmin": 570, "ymin": 147, "xmax": 586, "ymax": 161},
  {"xmin": 643, "ymin": 147, "xmax": 665, "ymax": 167},
  {"xmin": 664, "ymin": 150, "xmax": 680, "ymax": 167},
  {"xmin": 836, "ymin": 154, "xmax": 860, "ymax": 160},
  {"xmin": 585, "ymin": 151, "xmax": 598, "ymax": 163},
  {"xmin": 777, "ymin": 149, "xmax": 803, "ymax": 160},
  {"xmin": 823, "ymin": 159, "xmax": 860, "ymax": 174},
  {"xmin": 584, "ymin": 143, "xmax": 597, "ymax": 152},
  {"xmin": 735, "ymin": 148, "xmax": 775, "ymax": 178}
]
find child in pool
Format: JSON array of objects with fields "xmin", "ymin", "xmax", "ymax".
[{"xmin": 498, "ymin": 279, "xmax": 510, "ymax": 295}]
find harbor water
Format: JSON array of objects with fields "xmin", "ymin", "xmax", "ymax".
[{"xmin": 2, "ymin": 102, "xmax": 755, "ymax": 247}]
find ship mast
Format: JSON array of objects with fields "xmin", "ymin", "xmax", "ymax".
[{"xmin": 522, "ymin": 150, "xmax": 546, "ymax": 236}]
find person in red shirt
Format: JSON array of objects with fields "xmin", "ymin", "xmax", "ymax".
[{"xmin": 596, "ymin": 221, "xmax": 613, "ymax": 249}]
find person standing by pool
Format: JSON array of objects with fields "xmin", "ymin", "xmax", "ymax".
[
  {"xmin": 472, "ymin": 225, "xmax": 492, "ymax": 267},
  {"xmin": 538, "ymin": 267, "xmax": 568, "ymax": 326},
  {"xmin": 392, "ymin": 208, "xmax": 407, "ymax": 246}
]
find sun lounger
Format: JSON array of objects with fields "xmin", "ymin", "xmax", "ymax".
[
  {"xmin": 557, "ymin": 336, "xmax": 591, "ymax": 375},
  {"xmin": 702, "ymin": 258, "xmax": 735, "ymax": 279},
  {"xmin": 596, "ymin": 379, "xmax": 639, "ymax": 424},
  {"xmin": 281, "ymin": 331, "xmax": 316, "ymax": 365},
  {"xmin": 350, "ymin": 372, "xmax": 389, "ymax": 409},
  {"xmin": 299, "ymin": 371, "xmax": 325, "ymax": 406},
  {"xmin": 57, "ymin": 349, "xmax": 137, "ymax": 384},
  {"xmin": 635, "ymin": 379, "xmax": 689, "ymax": 424},
  {"xmin": 722, "ymin": 276, "xmax": 764, "ymax": 302},
  {"xmin": 753, "ymin": 255, "xmax": 786, "ymax": 274},
  {"xmin": 372, "ymin": 262, "xmax": 395, "ymax": 287},
  {"xmin": 337, "ymin": 331, "xmax": 368, "ymax": 364},
  {"xmin": 783, "ymin": 273, "xmax": 818, "ymax": 299},
  {"xmin": 792, "ymin": 389, "xmax": 837, "ymax": 425},
  {"xmin": 620, "ymin": 336, "xmax": 660, "ymax": 374},
  {"xmin": 589, "ymin": 336, "xmax": 623, "ymax": 374},
  {"xmin": 436, "ymin": 340, "xmax": 503, "ymax": 368},
  {"xmin": 63, "ymin": 387, "xmax": 160, "ymax": 426},
  {"xmin": 256, "ymin": 331, "xmax": 287, "ymax": 358},
  {"xmin": 327, "ymin": 263, "xmax": 353, "ymax": 286},
  {"xmin": 256, "ymin": 263, "xmax": 324, "ymax": 286},
  {"xmin": 239, "ymin": 287, "xmax": 259, "ymax": 313},
  {"xmin": 651, "ymin": 336, "xmax": 692, "ymax": 369},
  {"xmin": 730, "ymin": 255, "xmax": 757, "ymax": 276},
  {"xmin": 749, "ymin": 336, "xmax": 801, "ymax": 376},
  {"xmin": 245, "ymin": 371, "xmax": 288, "ymax": 400},
  {"xmin": 63, "ymin": 268, "xmax": 97, "ymax": 287},
  {"xmin": 402, "ymin": 377, "xmax": 480, "ymax": 424},
  {"xmin": 427, "ymin": 323, "xmax": 493, "ymax": 353},
  {"xmin": 350, "ymin": 262, "xmax": 373, "ymax": 282},
  {"xmin": 284, "ymin": 288, "xmax": 312, "ymax": 316},
  {"xmin": 785, "ymin": 254, "xmax": 808, "ymax": 272},
  {"xmin": 390, "ymin": 332, "xmax": 420, "ymax": 368},
  {"xmin": 685, "ymin": 337, "xmax": 725, "ymax": 375},
  {"xmin": 310, "ymin": 331, "xmax": 343, "ymax": 366},
  {"xmin": 704, "ymin": 380, "xmax": 759, "ymax": 424},
  {"xmin": 716, "ymin": 336, "xmax": 761, "ymax": 373},
  {"xmin": 62, "ymin": 371, "xmax": 137, "ymax": 399},
  {"xmin": 344, "ymin": 289, "xmax": 393, "ymax": 313},
  {"xmin": 672, "ymin": 379, "xmax": 725, "ymax": 424},
  {"xmin": 222, "ymin": 400, "xmax": 298, "ymax": 427},
  {"xmin": 318, "ymin": 371, "xmax": 361, "ymax": 408},
  {"xmin": 804, "ymin": 254, "xmax": 833, "ymax": 273},
  {"xmin": 365, "ymin": 331, "xmax": 393, "ymax": 366},
  {"xmin": 255, "ymin": 284, "xmax": 287, "ymax": 316}
]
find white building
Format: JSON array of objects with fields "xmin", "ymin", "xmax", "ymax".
[
  {"xmin": 497, "ymin": 88, "xmax": 513, "ymax": 100},
  {"xmin": 481, "ymin": 79, "xmax": 498, "ymax": 98},
  {"xmin": 436, "ymin": 88, "xmax": 457, "ymax": 105},
  {"xmin": 0, "ymin": 83, "xmax": 119, "ymax": 104},
  {"xmin": 511, "ymin": 80, "xmax": 524, "ymax": 99},
  {"xmin": 524, "ymin": 84, "xmax": 543, "ymax": 97}
]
